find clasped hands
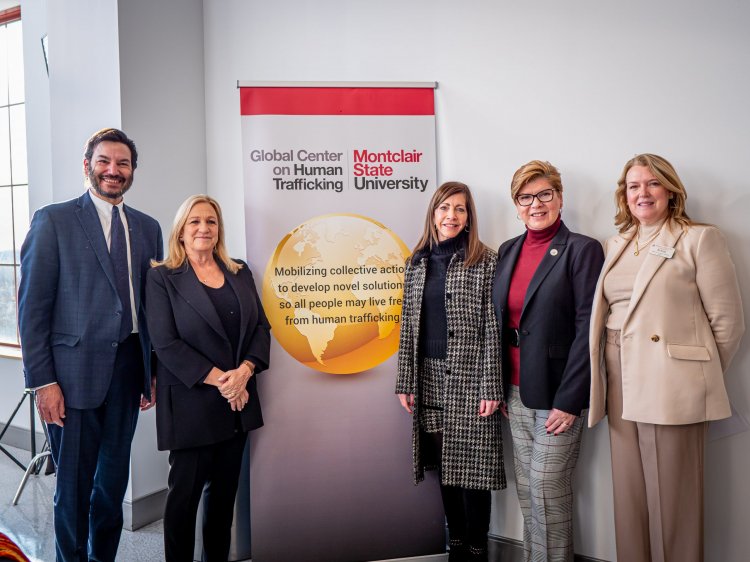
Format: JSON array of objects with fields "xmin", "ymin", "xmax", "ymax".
[
  {"xmin": 219, "ymin": 366, "xmax": 250, "ymax": 412},
  {"xmin": 206, "ymin": 362, "xmax": 254, "ymax": 412}
]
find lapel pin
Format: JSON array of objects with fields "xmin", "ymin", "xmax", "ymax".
[{"xmin": 550, "ymin": 249, "xmax": 558, "ymax": 256}]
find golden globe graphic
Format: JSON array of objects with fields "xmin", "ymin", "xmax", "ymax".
[{"xmin": 263, "ymin": 214, "xmax": 410, "ymax": 374}]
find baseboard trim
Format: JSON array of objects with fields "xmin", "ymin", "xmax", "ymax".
[
  {"xmin": 487, "ymin": 534, "xmax": 609, "ymax": 562},
  {"xmin": 0, "ymin": 423, "xmax": 46, "ymax": 453},
  {"xmin": 123, "ymin": 487, "xmax": 167, "ymax": 531},
  {"xmin": 488, "ymin": 534, "xmax": 522, "ymax": 547}
]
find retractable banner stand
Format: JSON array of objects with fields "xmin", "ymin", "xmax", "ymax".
[{"xmin": 239, "ymin": 83, "xmax": 444, "ymax": 562}]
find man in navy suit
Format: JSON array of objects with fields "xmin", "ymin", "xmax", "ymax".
[{"xmin": 18, "ymin": 128, "xmax": 163, "ymax": 562}]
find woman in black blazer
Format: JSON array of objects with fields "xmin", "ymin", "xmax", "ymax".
[
  {"xmin": 145, "ymin": 195, "xmax": 270, "ymax": 562},
  {"xmin": 492, "ymin": 161, "xmax": 603, "ymax": 562}
]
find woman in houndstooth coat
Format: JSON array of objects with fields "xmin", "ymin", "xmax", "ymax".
[{"xmin": 396, "ymin": 181, "xmax": 505, "ymax": 562}]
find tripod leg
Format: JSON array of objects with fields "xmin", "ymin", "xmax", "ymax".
[
  {"xmin": 0, "ymin": 392, "xmax": 30, "ymax": 470},
  {"xmin": 0, "ymin": 392, "xmax": 28, "ymax": 442},
  {"xmin": 12, "ymin": 451, "xmax": 52, "ymax": 505},
  {"xmin": 40, "ymin": 416, "xmax": 55, "ymax": 475},
  {"xmin": 29, "ymin": 391, "xmax": 37, "ymax": 457},
  {"xmin": 0, "ymin": 444, "xmax": 27, "ymax": 470}
]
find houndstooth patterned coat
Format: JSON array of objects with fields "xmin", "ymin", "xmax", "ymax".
[{"xmin": 396, "ymin": 246, "xmax": 506, "ymax": 490}]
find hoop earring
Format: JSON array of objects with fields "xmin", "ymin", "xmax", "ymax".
[{"xmin": 465, "ymin": 224, "xmax": 470, "ymax": 232}]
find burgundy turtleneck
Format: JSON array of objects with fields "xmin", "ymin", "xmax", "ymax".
[{"xmin": 506, "ymin": 216, "xmax": 562, "ymax": 386}]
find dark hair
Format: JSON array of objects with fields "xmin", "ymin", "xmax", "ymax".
[
  {"xmin": 83, "ymin": 128, "xmax": 138, "ymax": 169},
  {"xmin": 410, "ymin": 181, "xmax": 488, "ymax": 268}
]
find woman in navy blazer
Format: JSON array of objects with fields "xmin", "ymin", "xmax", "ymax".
[
  {"xmin": 492, "ymin": 161, "xmax": 603, "ymax": 562},
  {"xmin": 146, "ymin": 195, "xmax": 270, "ymax": 562}
]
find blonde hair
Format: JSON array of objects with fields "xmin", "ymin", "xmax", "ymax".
[
  {"xmin": 614, "ymin": 154, "xmax": 693, "ymax": 234},
  {"xmin": 152, "ymin": 194, "xmax": 242, "ymax": 274},
  {"xmin": 510, "ymin": 160, "xmax": 563, "ymax": 201},
  {"xmin": 411, "ymin": 181, "xmax": 488, "ymax": 268}
]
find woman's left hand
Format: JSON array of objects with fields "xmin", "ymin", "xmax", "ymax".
[
  {"xmin": 545, "ymin": 408, "xmax": 577, "ymax": 435},
  {"xmin": 219, "ymin": 365, "xmax": 251, "ymax": 400},
  {"xmin": 229, "ymin": 389, "xmax": 249, "ymax": 412},
  {"xmin": 478, "ymin": 399, "xmax": 501, "ymax": 417}
]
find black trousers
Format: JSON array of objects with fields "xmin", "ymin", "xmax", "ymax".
[
  {"xmin": 163, "ymin": 431, "xmax": 248, "ymax": 562},
  {"xmin": 423, "ymin": 431, "xmax": 491, "ymax": 549}
]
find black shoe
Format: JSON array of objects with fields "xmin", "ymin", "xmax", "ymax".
[
  {"xmin": 448, "ymin": 538, "xmax": 467, "ymax": 562},
  {"xmin": 467, "ymin": 544, "xmax": 488, "ymax": 562}
]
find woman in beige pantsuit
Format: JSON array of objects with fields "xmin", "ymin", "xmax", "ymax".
[{"xmin": 588, "ymin": 154, "xmax": 744, "ymax": 562}]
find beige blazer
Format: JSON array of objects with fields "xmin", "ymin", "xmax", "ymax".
[{"xmin": 588, "ymin": 221, "xmax": 744, "ymax": 426}]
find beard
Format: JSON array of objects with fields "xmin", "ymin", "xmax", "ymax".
[{"xmin": 88, "ymin": 169, "xmax": 134, "ymax": 200}]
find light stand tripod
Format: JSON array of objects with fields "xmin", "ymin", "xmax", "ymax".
[{"xmin": 0, "ymin": 389, "xmax": 54, "ymax": 505}]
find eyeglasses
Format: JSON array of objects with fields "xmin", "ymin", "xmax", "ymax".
[{"xmin": 515, "ymin": 188, "xmax": 557, "ymax": 207}]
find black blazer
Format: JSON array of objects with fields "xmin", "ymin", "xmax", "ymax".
[
  {"xmin": 145, "ymin": 259, "xmax": 271, "ymax": 451},
  {"xmin": 492, "ymin": 222, "xmax": 604, "ymax": 414}
]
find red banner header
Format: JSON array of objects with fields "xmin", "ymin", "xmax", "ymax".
[{"xmin": 240, "ymin": 87, "xmax": 434, "ymax": 116}]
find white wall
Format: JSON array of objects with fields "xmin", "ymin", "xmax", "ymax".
[
  {"xmin": 47, "ymin": 0, "xmax": 122, "ymax": 202},
  {"xmin": 117, "ymin": 0, "xmax": 207, "ymax": 507},
  {"xmin": 202, "ymin": 1, "xmax": 750, "ymax": 560}
]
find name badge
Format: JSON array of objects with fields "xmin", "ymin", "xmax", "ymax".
[{"xmin": 649, "ymin": 244, "xmax": 675, "ymax": 258}]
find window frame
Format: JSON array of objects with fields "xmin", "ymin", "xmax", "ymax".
[{"xmin": 0, "ymin": 4, "xmax": 25, "ymax": 358}]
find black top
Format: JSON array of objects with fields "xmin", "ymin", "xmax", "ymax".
[
  {"xmin": 419, "ymin": 231, "xmax": 466, "ymax": 358},
  {"xmin": 202, "ymin": 278, "xmax": 241, "ymax": 360}
]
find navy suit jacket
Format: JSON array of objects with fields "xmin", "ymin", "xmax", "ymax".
[
  {"xmin": 18, "ymin": 192, "xmax": 163, "ymax": 409},
  {"xmin": 492, "ymin": 222, "xmax": 604, "ymax": 414},
  {"xmin": 145, "ymin": 259, "xmax": 271, "ymax": 451}
]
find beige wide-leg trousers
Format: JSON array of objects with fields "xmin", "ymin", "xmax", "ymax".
[{"xmin": 605, "ymin": 329, "xmax": 706, "ymax": 562}]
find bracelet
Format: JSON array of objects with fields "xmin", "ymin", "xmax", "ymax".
[{"xmin": 241, "ymin": 360, "xmax": 255, "ymax": 375}]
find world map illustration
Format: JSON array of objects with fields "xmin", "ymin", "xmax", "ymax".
[{"xmin": 263, "ymin": 214, "xmax": 410, "ymax": 374}]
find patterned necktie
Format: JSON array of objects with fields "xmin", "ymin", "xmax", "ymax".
[{"xmin": 111, "ymin": 205, "xmax": 133, "ymax": 341}]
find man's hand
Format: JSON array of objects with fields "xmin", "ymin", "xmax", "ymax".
[
  {"xmin": 140, "ymin": 376, "xmax": 157, "ymax": 411},
  {"xmin": 36, "ymin": 384, "xmax": 66, "ymax": 426}
]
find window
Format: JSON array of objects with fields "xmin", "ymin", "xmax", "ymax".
[{"xmin": 0, "ymin": 5, "xmax": 28, "ymax": 351}]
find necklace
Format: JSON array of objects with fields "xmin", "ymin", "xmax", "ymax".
[
  {"xmin": 190, "ymin": 258, "xmax": 221, "ymax": 286},
  {"xmin": 633, "ymin": 228, "xmax": 661, "ymax": 256}
]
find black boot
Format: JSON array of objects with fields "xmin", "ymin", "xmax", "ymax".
[
  {"xmin": 448, "ymin": 537, "xmax": 467, "ymax": 562},
  {"xmin": 467, "ymin": 543, "xmax": 488, "ymax": 562},
  {"xmin": 464, "ymin": 488, "xmax": 490, "ymax": 562},
  {"xmin": 440, "ymin": 483, "xmax": 468, "ymax": 561}
]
